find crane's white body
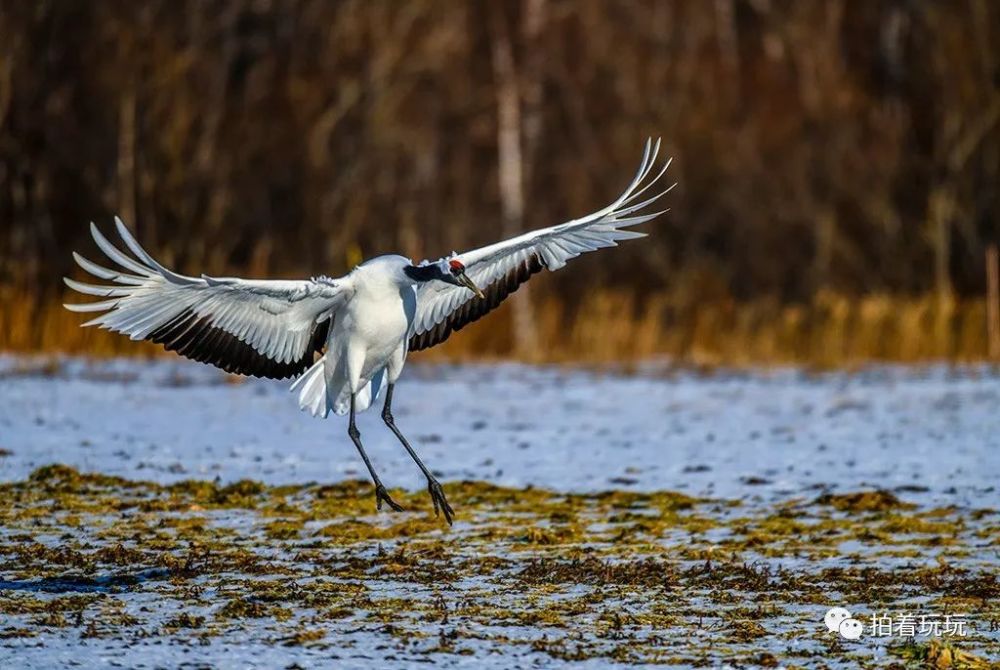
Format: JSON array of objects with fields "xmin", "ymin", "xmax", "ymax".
[
  {"xmin": 65, "ymin": 138, "xmax": 673, "ymax": 420},
  {"xmin": 293, "ymin": 256, "xmax": 416, "ymax": 417}
]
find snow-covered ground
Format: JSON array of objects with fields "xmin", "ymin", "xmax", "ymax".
[
  {"xmin": 1, "ymin": 355, "xmax": 998, "ymax": 508},
  {"xmin": 1, "ymin": 356, "xmax": 998, "ymax": 669}
]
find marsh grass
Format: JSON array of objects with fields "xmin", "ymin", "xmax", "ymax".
[
  {"xmin": 2, "ymin": 287, "xmax": 993, "ymax": 367},
  {"xmin": 0, "ymin": 465, "xmax": 996, "ymax": 666}
]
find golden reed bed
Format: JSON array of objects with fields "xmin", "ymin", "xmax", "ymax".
[{"xmin": 2, "ymin": 287, "xmax": 995, "ymax": 368}]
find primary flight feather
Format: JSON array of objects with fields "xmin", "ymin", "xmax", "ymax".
[{"xmin": 65, "ymin": 138, "xmax": 674, "ymax": 524}]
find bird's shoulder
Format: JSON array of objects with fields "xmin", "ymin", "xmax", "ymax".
[
  {"xmin": 356, "ymin": 254, "xmax": 412, "ymax": 272},
  {"xmin": 349, "ymin": 255, "xmax": 417, "ymax": 292}
]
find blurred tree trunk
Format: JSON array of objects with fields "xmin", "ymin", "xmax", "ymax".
[
  {"xmin": 520, "ymin": 0, "xmax": 546, "ymax": 187},
  {"xmin": 927, "ymin": 185, "xmax": 954, "ymax": 301},
  {"xmin": 812, "ymin": 207, "xmax": 836, "ymax": 291},
  {"xmin": 713, "ymin": 0, "xmax": 740, "ymax": 104},
  {"xmin": 489, "ymin": 0, "xmax": 548, "ymax": 356},
  {"xmin": 117, "ymin": 87, "xmax": 137, "ymax": 229},
  {"xmin": 987, "ymin": 244, "xmax": 999, "ymax": 359}
]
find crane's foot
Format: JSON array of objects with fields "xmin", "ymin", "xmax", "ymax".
[
  {"xmin": 427, "ymin": 479, "xmax": 454, "ymax": 526},
  {"xmin": 375, "ymin": 484, "xmax": 404, "ymax": 513}
]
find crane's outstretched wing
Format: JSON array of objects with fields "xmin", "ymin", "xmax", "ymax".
[
  {"xmin": 64, "ymin": 218, "xmax": 351, "ymax": 379},
  {"xmin": 409, "ymin": 138, "xmax": 673, "ymax": 352}
]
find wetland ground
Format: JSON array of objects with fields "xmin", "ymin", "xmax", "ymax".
[{"xmin": 0, "ymin": 356, "xmax": 997, "ymax": 668}]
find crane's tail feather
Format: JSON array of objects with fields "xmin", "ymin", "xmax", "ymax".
[
  {"xmin": 291, "ymin": 356, "xmax": 331, "ymax": 418},
  {"xmin": 291, "ymin": 355, "xmax": 387, "ymax": 418}
]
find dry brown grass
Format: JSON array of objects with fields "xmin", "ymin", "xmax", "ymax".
[{"xmin": 1, "ymin": 287, "xmax": 992, "ymax": 368}]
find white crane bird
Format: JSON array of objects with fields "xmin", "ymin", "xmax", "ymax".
[{"xmin": 64, "ymin": 139, "xmax": 674, "ymax": 524}]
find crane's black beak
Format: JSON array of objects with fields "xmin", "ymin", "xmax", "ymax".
[{"xmin": 457, "ymin": 272, "xmax": 485, "ymax": 299}]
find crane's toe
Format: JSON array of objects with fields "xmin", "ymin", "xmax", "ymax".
[
  {"xmin": 375, "ymin": 484, "xmax": 404, "ymax": 513},
  {"xmin": 428, "ymin": 479, "xmax": 454, "ymax": 526}
]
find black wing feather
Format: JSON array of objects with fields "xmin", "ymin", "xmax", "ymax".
[
  {"xmin": 148, "ymin": 309, "xmax": 330, "ymax": 379},
  {"xmin": 408, "ymin": 253, "xmax": 544, "ymax": 352}
]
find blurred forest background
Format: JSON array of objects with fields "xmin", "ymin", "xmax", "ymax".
[{"xmin": 1, "ymin": 0, "xmax": 998, "ymax": 365}]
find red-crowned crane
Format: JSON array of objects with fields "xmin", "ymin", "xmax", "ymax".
[{"xmin": 65, "ymin": 139, "xmax": 673, "ymax": 524}]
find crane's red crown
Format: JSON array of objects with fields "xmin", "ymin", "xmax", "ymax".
[{"xmin": 448, "ymin": 259, "xmax": 465, "ymax": 272}]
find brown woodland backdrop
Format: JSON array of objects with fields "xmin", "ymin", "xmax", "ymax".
[{"xmin": 0, "ymin": 0, "xmax": 998, "ymax": 364}]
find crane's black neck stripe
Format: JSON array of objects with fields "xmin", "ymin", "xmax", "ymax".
[
  {"xmin": 404, "ymin": 264, "xmax": 444, "ymax": 282},
  {"xmin": 409, "ymin": 252, "xmax": 544, "ymax": 352}
]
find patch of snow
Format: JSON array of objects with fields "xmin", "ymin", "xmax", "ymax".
[{"xmin": 0, "ymin": 356, "xmax": 997, "ymax": 509}]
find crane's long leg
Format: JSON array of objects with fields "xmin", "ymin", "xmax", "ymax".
[
  {"xmin": 348, "ymin": 393, "xmax": 403, "ymax": 513},
  {"xmin": 381, "ymin": 383, "xmax": 454, "ymax": 525}
]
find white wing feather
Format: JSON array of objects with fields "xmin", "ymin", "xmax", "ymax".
[
  {"xmin": 410, "ymin": 138, "xmax": 673, "ymax": 348},
  {"xmin": 64, "ymin": 218, "xmax": 351, "ymax": 376}
]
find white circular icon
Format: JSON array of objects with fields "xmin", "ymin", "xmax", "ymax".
[
  {"xmin": 824, "ymin": 607, "xmax": 851, "ymax": 633},
  {"xmin": 839, "ymin": 618, "xmax": 864, "ymax": 640}
]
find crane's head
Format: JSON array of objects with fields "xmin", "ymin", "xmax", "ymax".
[
  {"xmin": 404, "ymin": 258, "xmax": 485, "ymax": 298},
  {"xmin": 444, "ymin": 259, "xmax": 485, "ymax": 298}
]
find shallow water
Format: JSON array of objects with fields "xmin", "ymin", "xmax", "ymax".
[{"xmin": 0, "ymin": 357, "xmax": 997, "ymax": 668}]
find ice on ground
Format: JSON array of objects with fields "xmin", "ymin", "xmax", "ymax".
[
  {"xmin": 0, "ymin": 355, "xmax": 997, "ymax": 509},
  {"xmin": 0, "ymin": 464, "xmax": 996, "ymax": 669},
  {"xmin": 0, "ymin": 356, "xmax": 998, "ymax": 669}
]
